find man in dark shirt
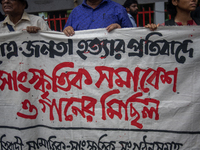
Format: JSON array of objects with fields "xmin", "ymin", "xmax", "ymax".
[
  {"xmin": 123, "ymin": 0, "xmax": 138, "ymax": 27},
  {"xmin": 63, "ymin": 0, "xmax": 133, "ymax": 36}
]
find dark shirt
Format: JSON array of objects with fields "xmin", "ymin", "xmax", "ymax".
[{"xmin": 64, "ymin": 0, "xmax": 133, "ymax": 31}]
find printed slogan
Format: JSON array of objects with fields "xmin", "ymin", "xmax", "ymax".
[{"xmin": 0, "ymin": 27, "xmax": 200, "ymax": 150}]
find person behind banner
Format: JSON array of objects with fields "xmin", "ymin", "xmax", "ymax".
[
  {"xmin": 123, "ymin": 0, "xmax": 138, "ymax": 27},
  {"xmin": 165, "ymin": 0, "xmax": 199, "ymax": 25},
  {"xmin": 145, "ymin": 0, "xmax": 199, "ymax": 30},
  {"xmin": 63, "ymin": 0, "xmax": 133, "ymax": 36},
  {"xmin": 0, "ymin": 0, "xmax": 51, "ymax": 33}
]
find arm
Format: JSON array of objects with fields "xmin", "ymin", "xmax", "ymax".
[
  {"xmin": 27, "ymin": 15, "xmax": 51, "ymax": 33},
  {"xmin": 106, "ymin": 23, "xmax": 121, "ymax": 32},
  {"xmin": 119, "ymin": 7, "xmax": 133, "ymax": 28},
  {"xmin": 63, "ymin": 10, "xmax": 75, "ymax": 36},
  {"xmin": 63, "ymin": 26, "xmax": 75, "ymax": 36},
  {"xmin": 106, "ymin": 5, "xmax": 132, "ymax": 32}
]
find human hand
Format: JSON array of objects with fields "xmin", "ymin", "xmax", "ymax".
[
  {"xmin": 106, "ymin": 23, "xmax": 121, "ymax": 32},
  {"xmin": 63, "ymin": 26, "xmax": 75, "ymax": 36},
  {"xmin": 145, "ymin": 23, "xmax": 160, "ymax": 31},
  {"xmin": 26, "ymin": 26, "xmax": 41, "ymax": 33}
]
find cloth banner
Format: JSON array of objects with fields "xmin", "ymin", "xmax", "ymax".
[{"xmin": 0, "ymin": 27, "xmax": 200, "ymax": 150}]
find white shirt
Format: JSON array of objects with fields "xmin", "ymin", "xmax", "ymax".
[{"xmin": 0, "ymin": 12, "xmax": 51, "ymax": 33}]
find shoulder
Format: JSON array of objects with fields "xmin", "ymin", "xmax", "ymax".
[
  {"xmin": 67, "ymin": 5, "xmax": 84, "ymax": 19},
  {"xmin": 73, "ymin": 4, "xmax": 83, "ymax": 10},
  {"xmin": 27, "ymin": 13, "xmax": 44, "ymax": 21},
  {"xmin": 108, "ymin": 0, "xmax": 121, "ymax": 6},
  {"xmin": 70, "ymin": 4, "xmax": 84, "ymax": 13},
  {"xmin": 108, "ymin": 0, "xmax": 125, "ymax": 9},
  {"xmin": 105, "ymin": 0, "xmax": 127, "ymax": 15},
  {"xmin": 25, "ymin": 13, "xmax": 50, "ymax": 30},
  {"xmin": 26, "ymin": 13, "xmax": 49, "ymax": 25}
]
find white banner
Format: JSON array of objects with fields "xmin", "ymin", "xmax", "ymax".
[{"xmin": 0, "ymin": 27, "xmax": 200, "ymax": 150}]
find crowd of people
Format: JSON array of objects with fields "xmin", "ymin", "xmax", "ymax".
[{"xmin": 0, "ymin": 0, "xmax": 199, "ymax": 34}]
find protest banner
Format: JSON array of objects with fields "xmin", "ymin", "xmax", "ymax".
[{"xmin": 0, "ymin": 26, "xmax": 200, "ymax": 150}]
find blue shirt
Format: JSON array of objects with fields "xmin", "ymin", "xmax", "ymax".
[
  {"xmin": 128, "ymin": 13, "xmax": 137, "ymax": 27},
  {"xmin": 64, "ymin": 0, "xmax": 133, "ymax": 31}
]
